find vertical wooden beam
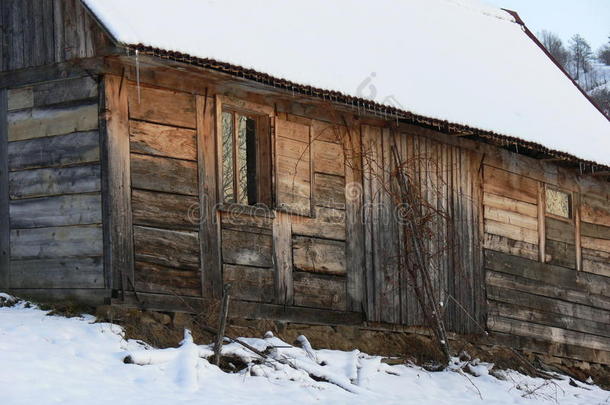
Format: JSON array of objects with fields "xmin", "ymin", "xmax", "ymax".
[
  {"xmin": 100, "ymin": 74, "xmax": 133, "ymax": 295},
  {"xmin": 345, "ymin": 123, "xmax": 365, "ymax": 313},
  {"xmin": 197, "ymin": 94, "xmax": 222, "ymax": 298},
  {"xmin": 574, "ymin": 192, "xmax": 582, "ymax": 271},
  {"xmin": 537, "ymin": 182, "xmax": 546, "ymax": 263},
  {"xmin": 52, "ymin": 0, "xmax": 65, "ymax": 63},
  {"xmin": 0, "ymin": 89, "xmax": 9, "ymax": 291},
  {"xmin": 273, "ymin": 211, "xmax": 293, "ymax": 305}
]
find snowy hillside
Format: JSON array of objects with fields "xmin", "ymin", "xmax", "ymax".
[{"xmin": 0, "ymin": 295, "xmax": 608, "ymax": 405}]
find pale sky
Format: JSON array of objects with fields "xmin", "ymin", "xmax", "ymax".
[{"xmin": 485, "ymin": 0, "xmax": 610, "ymax": 50}]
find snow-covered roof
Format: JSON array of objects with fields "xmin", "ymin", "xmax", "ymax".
[{"xmin": 83, "ymin": 0, "xmax": 610, "ymax": 167}]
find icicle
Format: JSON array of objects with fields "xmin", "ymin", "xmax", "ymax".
[{"xmin": 136, "ymin": 49, "xmax": 141, "ymax": 104}]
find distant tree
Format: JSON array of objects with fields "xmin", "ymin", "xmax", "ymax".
[
  {"xmin": 569, "ymin": 34, "xmax": 593, "ymax": 81},
  {"xmin": 539, "ymin": 30, "xmax": 569, "ymax": 68},
  {"xmin": 598, "ymin": 36, "xmax": 610, "ymax": 66},
  {"xmin": 591, "ymin": 88, "xmax": 610, "ymax": 118}
]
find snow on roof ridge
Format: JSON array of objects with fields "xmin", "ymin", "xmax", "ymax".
[{"xmin": 442, "ymin": 0, "xmax": 516, "ymax": 23}]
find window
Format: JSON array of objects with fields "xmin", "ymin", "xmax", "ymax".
[
  {"xmin": 219, "ymin": 105, "xmax": 271, "ymax": 206},
  {"xmin": 545, "ymin": 187, "xmax": 571, "ymax": 219}
]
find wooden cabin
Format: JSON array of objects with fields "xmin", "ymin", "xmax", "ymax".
[{"xmin": 0, "ymin": 0, "xmax": 609, "ymax": 367}]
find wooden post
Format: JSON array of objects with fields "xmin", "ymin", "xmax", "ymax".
[
  {"xmin": 196, "ymin": 94, "xmax": 222, "ymax": 298},
  {"xmin": 273, "ymin": 211, "xmax": 293, "ymax": 305},
  {"xmin": 537, "ymin": 182, "xmax": 546, "ymax": 263},
  {"xmin": 100, "ymin": 75, "xmax": 134, "ymax": 295},
  {"xmin": 0, "ymin": 89, "xmax": 9, "ymax": 291},
  {"xmin": 214, "ymin": 283, "xmax": 231, "ymax": 366},
  {"xmin": 345, "ymin": 123, "xmax": 365, "ymax": 313},
  {"xmin": 574, "ymin": 193, "xmax": 582, "ymax": 271}
]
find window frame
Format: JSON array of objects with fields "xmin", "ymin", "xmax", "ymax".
[
  {"xmin": 544, "ymin": 184, "xmax": 573, "ymax": 222},
  {"xmin": 215, "ymin": 95, "xmax": 273, "ymax": 210}
]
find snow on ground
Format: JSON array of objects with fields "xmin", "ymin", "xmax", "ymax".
[{"xmin": 0, "ymin": 297, "xmax": 608, "ymax": 405}]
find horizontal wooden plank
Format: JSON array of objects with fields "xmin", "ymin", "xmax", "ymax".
[
  {"xmin": 582, "ymin": 258, "xmax": 610, "ymax": 278},
  {"xmin": 276, "ymin": 116, "xmax": 310, "ymax": 143},
  {"xmin": 220, "ymin": 211, "xmax": 273, "ymax": 232},
  {"xmin": 292, "ymin": 236, "xmax": 346, "ymax": 275},
  {"xmin": 483, "ymin": 192, "xmax": 537, "ymax": 218},
  {"xmin": 7, "ymin": 102, "xmax": 98, "ymax": 142},
  {"xmin": 130, "ymin": 153, "xmax": 198, "ymax": 196},
  {"xmin": 133, "ymin": 225, "xmax": 200, "ymax": 270},
  {"xmin": 581, "ymin": 222, "xmax": 610, "ymax": 240},
  {"xmin": 488, "ymin": 314, "xmax": 610, "ymax": 352},
  {"xmin": 223, "ymin": 264, "xmax": 274, "ymax": 303},
  {"xmin": 32, "ymin": 76, "xmax": 98, "ymax": 107},
  {"xmin": 276, "ymin": 136, "xmax": 310, "ymax": 161},
  {"xmin": 484, "ymin": 219, "xmax": 538, "ymax": 245},
  {"xmin": 486, "ymin": 270, "xmax": 610, "ymax": 312},
  {"xmin": 292, "ymin": 207, "xmax": 346, "ymax": 241},
  {"xmin": 8, "ymin": 88, "xmax": 34, "ymax": 111},
  {"xmin": 484, "ymin": 206, "xmax": 537, "ymax": 231},
  {"xmin": 8, "ymin": 131, "xmax": 100, "ymax": 171},
  {"xmin": 134, "ymin": 260, "xmax": 201, "ymax": 297},
  {"xmin": 487, "ymin": 284, "xmax": 609, "ymax": 324},
  {"xmin": 10, "ymin": 257, "xmax": 104, "ymax": 289},
  {"xmin": 221, "ymin": 229, "xmax": 273, "ymax": 268},
  {"xmin": 489, "ymin": 331, "xmax": 610, "ymax": 365},
  {"xmin": 9, "ymin": 164, "xmax": 100, "ymax": 199},
  {"xmin": 313, "ymin": 140, "xmax": 344, "ymax": 176},
  {"xmin": 489, "ymin": 300, "xmax": 610, "ymax": 338},
  {"xmin": 545, "ymin": 239, "xmax": 576, "ymax": 269},
  {"xmin": 581, "ymin": 194, "xmax": 610, "ymax": 227},
  {"xmin": 545, "ymin": 217, "xmax": 575, "ymax": 244},
  {"xmin": 484, "ymin": 249, "xmax": 609, "ymax": 297},
  {"xmin": 10, "ymin": 194, "xmax": 102, "ymax": 229},
  {"xmin": 293, "ymin": 271, "xmax": 347, "ymax": 311},
  {"xmin": 483, "ymin": 233, "xmax": 538, "ymax": 261},
  {"xmin": 128, "ymin": 84, "xmax": 196, "ymax": 129},
  {"xmin": 10, "ymin": 225, "xmax": 103, "ymax": 260},
  {"xmin": 129, "ymin": 120, "xmax": 197, "ymax": 161},
  {"xmin": 10, "ymin": 288, "xmax": 108, "ymax": 306},
  {"xmin": 581, "ymin": 236, "xmax": 610, "ymax": 254},
  {"xmin": 132, "ymin": 189, "xmax": 199, "ymax": 231},
  {"xmin": 314, "ymin": 173, "xmax": 346, "ymax": 210},
  {"xmin": 483, "ymin": 165, "xmax": 538, "ymax": 204}
]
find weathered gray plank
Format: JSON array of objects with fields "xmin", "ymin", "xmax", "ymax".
[
  {"xmin": 291, "ymin": 207, "xmax": 346, "ymax": 241},
  {"xmin": 223, "ymin": 264, "xmax": 274, "ymax": 303},
  {"xmin": 545, "ymin": 239, "xmax": 576, "ymax": 269},
  {"xmin": 9, "ymin": 164, "xmax": 100, "ymax": 199},
  {"xmin": 0, "ymin": 89, "xmax": 9, "ymax": 290},
  {"xmin": 10, "ymin": 193, "xmax": 102, "ymax": 229},
  {"xmin": 100, "ymin": 75, "xmax": 134, "ymax": 292},
  {"xmin": 8, "ymin": 130, "xmax": 100, "ymax": 171},
  {"xmin": 292, "ymin": 235, "xmax": 346, "ymax": 276},
  {"xmin": 8, "ymin": 87, "xmax": 34, "ymax": 111},
  {"xmin": 485, "ymin": 249, "xmax": 609, "ymax": 297},
  {"xmin": 33, "ymin": 76, "xmax": 98, "ymax": 107},
  {"xmin": 134, "ymin": 260, "xmax": 201, "ymax": 297},
  {"xmin": 132, "ymin": 189, "xmax": 199, "ymax": 231},
  {"xmin": 10, "ymin": 225, "xmax": 103, "ymax": 260},
  {"xmin": 133, "ymin": 225, "xmax": 200, "ymax": 270},
  {"xmin": 273, "ymin": 212, "xmax": 293, "ymax": 305},
  {"xmin": 293, "ymin": 271, "xmax": 347, "ymax": 311},
  {"xmin": 7, "ymin": 102, "xmax": 98, "ymax": 142},
  {"xmin": 52, "ymin": 0, "xmax": 65, "ymax": 63},
  {"xmin": 581, "ymin": 222, "xmax": 610, "ymax": 241},
  {"xmin": 488, "ymin": 300, "xmax": 610, "ymax": 338},
  {"xmin": 483, "ymin": 233, "xmax": 539, "ymax": 261},
  {"xmin": 546, "ymin": 217, "xmax": 575, "ymax": 244},
  {"xmin": 131, "ymin": 153, "xmax": 198, "ymax": 196},
  {"xmin": 221, "ymin": 228, "xmax": 273, "ymax": 268},
  {"xmin": 10, "ymin": 288, "xmax": 108, "ymax": 306},
  {"xmin": 10, "ymin": 257, "xmax": 104, "ymax": 288}
]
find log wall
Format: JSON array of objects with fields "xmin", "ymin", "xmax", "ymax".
[
  {"xmin": 2, "ymin": 75, "xmax": 104, "ymax": 298},
  {"xmin": 482, "ymin": 160, "xmax": 610, "ymax": 364}
]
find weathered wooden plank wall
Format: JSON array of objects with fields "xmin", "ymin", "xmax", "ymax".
[
  {"xmin": 482, "ymin": 160, "xmax": 610, "ymax": 364},
  {"xmin": 126, "ymin": 83, "xmax": 202, "ymax": 297},
  {"xmin": 0, "ymin": 0, "xmax": 112, "ymax": 72},
  {"xmin": 361, "ymin": 126, "xmax": 484, "ymax": 332},
  {"xmin": 6, "ymin": 76, "xmax": 105, "ymax": 295}
]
